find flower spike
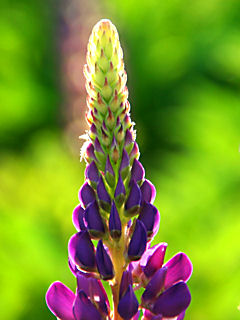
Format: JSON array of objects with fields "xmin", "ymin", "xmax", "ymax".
[{"xmin": 46, "ymin": 19, "xmax": 192, "ymax": 320}]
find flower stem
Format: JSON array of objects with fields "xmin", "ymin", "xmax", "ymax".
[{"xmin": 109, "ymin": 224, "xmax": 127, "ymax": 320}]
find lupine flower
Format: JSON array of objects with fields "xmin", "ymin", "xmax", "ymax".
[{"xmin": 46, "ymin": 19, "xmax": 193, "ymax": 320}]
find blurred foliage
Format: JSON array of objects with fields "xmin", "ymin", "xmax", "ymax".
[
  {"xmin": 0, "ymin": 0, "xmax": 240, "ymax": 320},
  {"xmin": 0, "ymin": 0, "xmax": 60, "ymax": 150}
]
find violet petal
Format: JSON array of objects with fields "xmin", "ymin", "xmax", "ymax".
[
  {"xmin": 85, "ymin": 161, "xmax": 99, "ymax": 183},
  {"xmin": 76, "ymin": 273, "xmax": 90, "ymax": 297},
  {"xmin": 97, "ymin": 176, "xmax": 111, "ymax": 205},
  {"xmin": 114, "ymin": 174, "xmax": 126, "ymax": 206},
  {"xmin": 85, "ymin": 200, "xmax": 105, "ymax": 236},
  {"xmin": 177, "ymin": 311, "xmax": 186, "ymax": 320},
  {"xmin": 131, "ymin": 159, "xmax": 145, "ymax": 183},
  {"xmin": 138, "ymin": 202, "xmax": 160, "ymax": 237},
  {"xmin": 119, "ymin": 270, "xmax": 133, "ymax": 299},
  {"xmin": 125, "ymin": 180, "xmax": 141, "ymax": 215},
  {"xmin": 96, "ymin": 240, "xmax": 114, "ymax": 280},
  {"xmin": 89, "ymin": 278, "xmax": 110, "ymax": 315},
  {"xmin": 124, "ymin": 129, "xmax": 133, "ymax": 146},
  {"xmin": 140, "ymin": 179, "xmax": 156, "ymax": 204},
  {"xmin": 120, "ymin": 148, "xmax": 130, "ymax": 171},
  {"xmin": 94, "ymin": 137, "xmax": 104, "ymax": 154},
  {"xmin": 46, "ymin": 282, "xmax": 75, "ymax": 320},
  {"xmin": 153, "ymin": 281, "xmax": 191, "ymax": 318},
  {"xmin": 86, "ymin": 143, "xmax": 98, "ymax": 162},
  {"xmin": 68, "ymin": 231, "xmax": 96, "ymax": 271},
  {"xmin": 79, "ymin": 182, "xmax": 96, "ymax": 208},
  {"xmin": 164, "ymin": 253, "xmax": 193, "ymax": 289},
  {"xmin": 128, "ymin": 220, "xmax": 147, "ymax": 261},
  {"xmin": 105, "ymin": 155, "xmax": 114, "ymax": 176},
  {"xmin": 144, "ymin": 243, "xmax": 168, "ymax": 278},
  {"xmin": 142, "ymin": 267, "xmax": 168, "ymax": 303},
  {"xmin": 73, "ymin": 290, "xmax": 102, "ymax": 320},
  {"xmin": 118, "ymin": 285, "xmax": 139, "ymax": 320},
  {"xmin": 109, "ymin": 201, "xmax": 122, "ymax": 239},
  {"xmin": 72, "ymin": 205, "xmax": 86, "ymax": 232}
]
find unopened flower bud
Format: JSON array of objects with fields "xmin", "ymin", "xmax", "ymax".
[
  {"xmin": 109, "ymin": 201, "xmax": 122, "ymax": 239},
  {"xmin": 114, "ymin": 174, "xmax": 126, "ymax": 206},
  {"xmin": 97, "ymin": 176, "xmax": 111, "ymax": 210},
  {"xmin": 131, "ymin": 159, "xmax": 145, "ymax": 184},
  {"xmin": 85, "ymin": 200, "xmax": 105, "ymax": 238},
  {"xmin": 72, "ymin": 205, "xmax": 87, "ymax": 231},
  {"xmin": 125, "ymin": 180, "xmax": 141, "ymax": 217},
  {"xmin": 118, "ymin": 285, "xmax": 139, "ymax": 320},
  {"xmin": 85, "ymin": 161, "xmax": 99, "ymax": 188},
  {"xmin": 138, "ymin": 202, "xmax": 160, "ymax": 239},
  {"xmin": 79, "ymin": 182, "xmax": 96, "ymax": 208},
  {"xmin": 119, "ymin": 148, "xmax": 130, "ymax": 180},
  {"xmin": 140, "ymin": 179, "xmax": 156, "ymax": 204},
  {"xmin": 96, "ymin": 240, "xmax": 114, "ymax": 280},
  {"xmin": 105, "ymin": 156, "xmax": 115, "ymax": 187},
  {"xmin": 128, "ymin": 220, "xmax": 147, "ymax": 261},
  {"xmin": 68, "ymin": 231, "xmax": 96, "ymax": 271}
]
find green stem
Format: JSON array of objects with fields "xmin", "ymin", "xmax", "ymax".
[{"xmin": 109, "ymin": 224, "xmax": 127, "ymax": 320}]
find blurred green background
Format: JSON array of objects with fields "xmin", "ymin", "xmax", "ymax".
[{"xmin": 0, "ymin": 0, "xmax": 240, "ymax": 319}]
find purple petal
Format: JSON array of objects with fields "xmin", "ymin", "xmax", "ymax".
[
  {"xmin": 79, "ymin": 182, "xmax": 96, "ymax": 208},
  {"xmin": 119, "ymin": 270, "xmax": 133, "ymax": 299},
  {"xmin": 96, "ymin": 240, "xmax": 114, "ymax": 280},
  {"xmin": 144, "ymin": 243, "xmax": 168, "ymax": 278},
  {"xmin": 94, "ymin": 137, "xmax": 104, "ymax": 154},
  {"xmin": 125, "ymin": 180, "xmax": 141, "ymax": 215},
  {"xmin": 114, "ymin": 174, "xmax": 126, "ymax": 205},
  {"xmin": 85, "ymin": 161, "xmax": 99, "ymax": 183},
  {"xmin": 73, "ymin": 290, "xmax": 102, "ymax": 320},
  {"xmin": 85, "ymin": 201, "xmax": 105, "ymax": 237},
  {"xmin": 140, "ymin": 180, "xmax": 156, "ymax": 204},
  {"xmin": 89, "ymin": 278, "xmax": 110, "ymax": 315},
  {"xmin": 76, "ymin": 273, "xmax": 90, "ymax": 296},
  {"xmin": 138, "ymin": 202, "xmax": 160, "ymax": 237},
  {"xmin": 72, "ymin": 205, "xmax": 86, "ymax": 232},
  {"xmin": 152, "ymin": 316, "xmax": 162, "ymax": 320},
  {"xmin": 118, "ymin": 285, "xmax": 139, "ymax": 320},
  {"xmin": 68, "ymin": 258, "xmax": 78, "ymax": 276},
  {"xmin": 142, "ymin": 309, "xmax": 160, "ymax": 320},
  {"xmin": 130, "ymin": 142, "xmax": 139, "ymax": 159},
  {"xmin": 128, "ymin": 220, "xmax": 147, "ymax": 261},
  {"xmin": 105, "ymin": 155, "xmax": 114, "ymax": 176},
  {"xmin": 68, "ymin": 231, "xmax": 96, "ymax": 271},
  {"xmin": 120, "ymin": 148, "xmax": 130, "ymax": 171},
  {"xmin": 153, "ymin": 281, "xmax": 191, "ymax": 317},
  {"xmin": 86, "ymin": 143, "xmax": 98, "ymax": 162},
  {"xmin": 142, "ymin": 267, "xmax": 168, "ymax": 303},
  {"xmin": 124, "ymin": 129, "xmax": 134, "ymax": 146},
  {"xmin": 164, "ymin": 253, "xmax": 193, "ymax": 289},
  {"xmin": 133, "ymin": 311, "xmax": 140, "ymax": 320},
  {"xmin": 131, "ymin": 159, "xmax": 145, "ymax": 183},
  {"xmin": 109, "ymin": 201, "xmax": 122, "ymax": 239},
  {"xmin": 97, "ymin": 176, "xmax": 111, "ymax": 206},
  {"xmin": 177, "ymin": 311, "xmax": 186, "ymax": 320},
  {"xmin": 111, "ymin": 135, "xmax": 117, "ymax": 148},
  {"xmin": 46, "ymin": 282, "xmax": 75, "ymax": 320}
]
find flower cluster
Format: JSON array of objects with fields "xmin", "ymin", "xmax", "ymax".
[{"xmin": 46, "ymin": 19, "xmax": 192, "ymax": 320}]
